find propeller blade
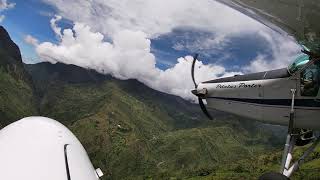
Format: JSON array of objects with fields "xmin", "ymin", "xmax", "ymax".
[
  {"xmin": 191, "ymin": 54, "xmax": 198, "ymax": 88},
  {"xmin": 191, "ymin": 53, "xmax": 213, "ymax": 120},
  {"xmin": 198, "ymin": 97, "xmax": 213, "ymax": 120}
]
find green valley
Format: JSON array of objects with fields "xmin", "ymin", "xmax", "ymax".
[{"xmin": 1, "ymin": 25, "xmax": 319, "ymax": 179}]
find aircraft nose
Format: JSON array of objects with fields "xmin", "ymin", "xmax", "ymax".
[
  {"xmin": 0, "ymin": 116, "xmax": 100, "ymax": 180},
  {"xmin": 191, "ymin": 89, "xmax": 198, "ymax": 95},
  {"xmin": 191, "ymin": 88, "xmax": 208, "ymax": 98}
]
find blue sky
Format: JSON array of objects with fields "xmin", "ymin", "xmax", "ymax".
[
  {"xmin": 1, "ymin": 0, "xmax": 282, "ymax": 70},
  {"xmin": 151, "ymin": 28, "xmax": 273, "ymax": 71},
  {"xmin": 0, "ymin": 0, "xmax": 301, "ymax": 99},
  {"xmin": 1, "ymin": 0, "xmax": 53, "ymax": 62},
  {"xmin": 0, "ymin": 0, "xmax": 74, "ymax": 63}
]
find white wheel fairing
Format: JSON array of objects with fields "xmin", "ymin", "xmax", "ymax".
[{"xmin": 0, "ymin": 117, "xmax": 100, "ymax": 180}]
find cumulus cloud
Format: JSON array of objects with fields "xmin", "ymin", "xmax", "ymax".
[
  {"xmin": 172, "ymin": 32, "xmax": 230, "ymax": 57},
  {"xmin": 50, "ymin": 15, "xmax": 63, "ymax": 39},
  {"xmin": 243, "ymin": 30, "xmax": 301, "ymax": 72},
  {"xmin": 0, "ymin": 0, "xmax": 15, "ymax": 11},
  {"xmin": 36, "ymin": 0, "xmax": 301, "ymax": 100},
  {"xmin": 34, "ymin": 19, "xmax": 240, "ymax": 100},
  {"xmin": 155, "ymin": 56, "xmax": 240, "ymax": 99},
  {"xmin": 24, "ymin": 35, "xmax": 39, "ymax": 46},
  {"xmin": 0, "ymin": 0, "xmax": 15, "ymax": 22},
  {"xmin": 42, "ymin": 0, "xmax": 264, "ymax": 38},
  {"xmin": 41, "ymin": 0, "xmax": 300, "ymax": 59}
]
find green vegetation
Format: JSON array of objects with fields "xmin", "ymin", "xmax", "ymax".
[
  {"xmin": 0, "ymin": 68, "xmax": 37, "ymax": 127},
  {"xmin": 0, "ymin": 26, "xmax": 319, "ymax": 179},
  {"xmin": 0, "ymin": 43, "xmax": 37, "ymax": 128},
  {"xmin": 188, "ymin": 145, "xmax": 320, "ymax": 180},
  {"xmin": 31, "ymin": 74, "xmax": 281, "ymax": 179}
]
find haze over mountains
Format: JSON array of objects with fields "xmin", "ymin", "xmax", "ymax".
[{"xmin": 0, "ymin": 26, "xmax": 319, "ymax": 179}]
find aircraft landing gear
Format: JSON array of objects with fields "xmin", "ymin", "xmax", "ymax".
[
  {"xmin": 278, "ymin": 127, "xmax": 320, "ymax": 179},
  {"xmin": 295, "ymin": 129, "xmax": 314, "ymax": 146},
  {"xmin": 258, "ymin": 134, "xmax": 320, "ymax": 180},
  {"xmin": 260, "ymin": 89, "xmax": 320, "ymax": 180}
]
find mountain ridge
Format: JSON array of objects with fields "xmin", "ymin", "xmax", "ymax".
[
  {"xmin": 4, "ymin": 26, "xmax": 319, "ymax": 180},
  {"xmin": 20, "ymin": 38, "xmax": 285, "ymax": 180},
  {"xmin": 0, "ymin": 26, "xmax": 37, "ymax": 127}
]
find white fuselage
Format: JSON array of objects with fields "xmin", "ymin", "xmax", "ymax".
[
  {"xmin": 198, "ymin": 77, "xmax": 320, "ymax": 130},
  {"xmin": 0, "ymin": 117, "xmax": 101, "ymax": 180}
]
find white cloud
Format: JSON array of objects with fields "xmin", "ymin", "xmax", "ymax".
[
  {"xmin": 50, "ymin": 15, "xmax": 63, "ymax": 39},
  {"xmin": 36, "ymin": 0, "xmax": 301, "ymax": 100},
  {"xmin": 243, "ymin": 30, "xmax": 301, "ymax": 72},
  {"xmin": 42, "ymin": 0, "xmax": 300, "ymax": 61},
  {"xmin": 0, "ymin": 0, "xmax": 15, "ymax": 11},
  {"xmin": 155, "ymin": 56, "xmax": 240, "ymax": 100},
  {"xmin": 42, "ymin": 0, "xmax": 264, "ymax": 38},
  {"xmin": 34, "ymin": 20, "xmax": 240, "ymax": 100},
  {"xmin": 172, "ymin": 33, "xmax": 230, "ymax": 57},
  {"xmin": 0, "ymin": 0, "xmax": 15, "ymax": 22},
  {"xmin": 24, "ymin": 35, "xmax": 39, "ymax": 46}
]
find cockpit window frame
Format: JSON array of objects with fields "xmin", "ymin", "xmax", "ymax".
[{"xmin": 288, "ymin": 54, "xmax": 310, "ymax": 75}]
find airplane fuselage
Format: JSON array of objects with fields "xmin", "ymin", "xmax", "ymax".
[{"xmin": 197, "ymin": 68, "xmax": 320, "ymax": 129}]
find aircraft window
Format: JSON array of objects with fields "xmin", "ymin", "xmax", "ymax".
[
  {"xmin": 288, "ymin": 54, "xmax": 310, "ymax": 74},
  {"xmin": 300, "ymin": 62, "xmax": 320, "ymax": 97}
]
